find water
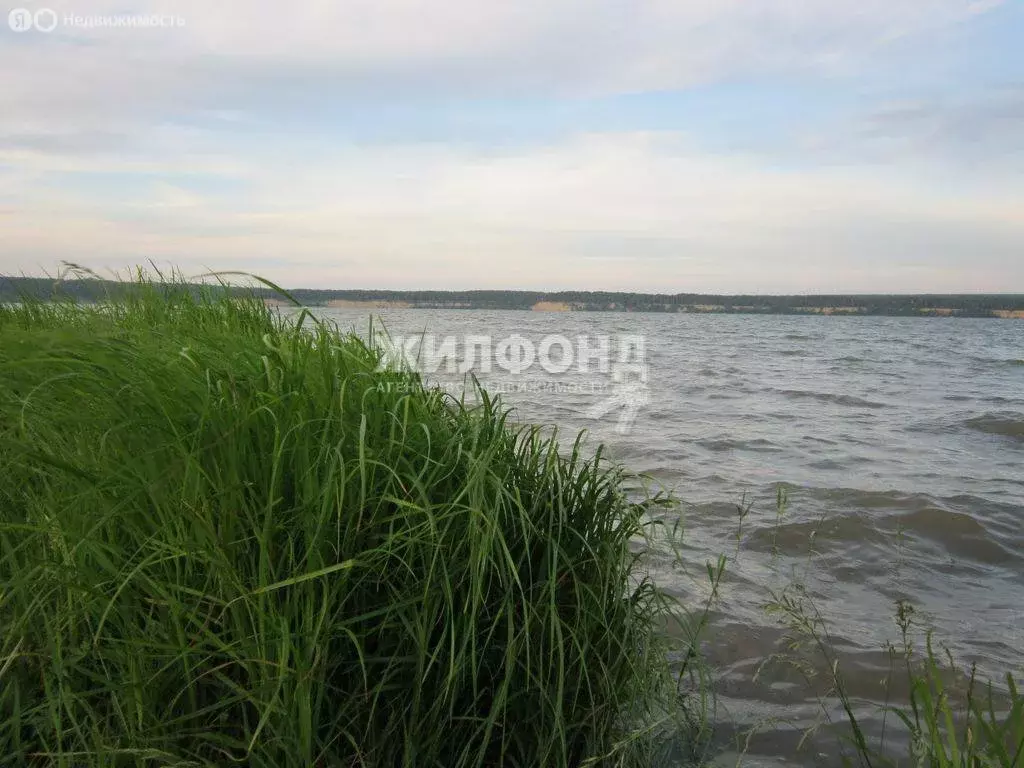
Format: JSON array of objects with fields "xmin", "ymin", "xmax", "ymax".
[{"xmin": 314, "ymin": 308, "xmax": 1024, "ymax": 765}]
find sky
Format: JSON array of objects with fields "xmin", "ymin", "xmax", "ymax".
[{"xmin": 1, "ymin": 0, "xmax": 1022, "ymax": 293}]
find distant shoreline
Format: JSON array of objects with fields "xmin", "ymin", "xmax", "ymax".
[
  {"xmin": 274, "ymin": 297, "xmax": 1024, "ymax": 318},
  {"xmin": 3, "ymin": 277, "xmax": 1023, "ymax": 318}
]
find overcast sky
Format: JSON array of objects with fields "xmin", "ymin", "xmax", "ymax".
[{"xmin": 1, "ymin": 0, "xmax": 1022, "ymax": 292}]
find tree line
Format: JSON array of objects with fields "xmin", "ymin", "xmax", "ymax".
[{"xmin": 2, "ymin": 276, "xmax": 1022, "ymax": 317}]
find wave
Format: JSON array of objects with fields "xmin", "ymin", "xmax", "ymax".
[
  {"xmin": 895, "ymin": 505, "xmax": 988, "ymax": 537},
  {"xmin": 971, "ymin": 357, "xmax": 1024, "ymax": 367},
  {"xmin": 964, "ymin": 412, "xmax": 1024, "ymax": 441},
  {"xmin": 776, "ymin": 389, "xmax": 888, "ymax": 409},
  {"xmin": 981, "ymin": 396, "xmax": 1024, "ymax": 405},
  {"xmin": 943, "ymin": 395, "xmax": 1024, "ymax": 406},
  {"xmin": 809, "ymin": 458, "xmax": 845, "ymax": 470},
  {"xmin": 887, "ymin": 507, "xmax": 1020, "ymax": 566},
  {"xmin": 805, "ymin": 486, "xmax": 941, "ymax": 511},
  {"xmin": 743, "ymin": 487, "xmax": 1022, "ymax": 566},
  {"xmin": 801, "ymin": 435, "xmax": 838, "ymax": 445},
  {"xmin": 743, "ymin": 511, "xmax": 887, "ymax": 557},
  {"xmin": 696, "ymin": 437, "xmax": 780, "ymax": 452}
]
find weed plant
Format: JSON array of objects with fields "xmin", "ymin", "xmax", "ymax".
[{"xmin": 0, "ymin": 278, "xmax": 702, "ymax": 767}]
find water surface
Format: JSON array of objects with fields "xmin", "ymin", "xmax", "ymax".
[{"xmin": 314, "ymin": 309, "xmax": 1023, "ymax": 766}]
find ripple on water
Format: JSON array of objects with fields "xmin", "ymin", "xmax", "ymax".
[
  {"xmin": 742, "ymin": 485, "xmax": 1023, "ymax": 567},
  {"xmin": 743, "ymin": 511, "xmax": 889, "ymax": 557},
  {"xmin": 964, "ymin": 412, "xmax": 1024, "ymax": 441},
  {"xmin": 883, "ymin": 506, "xmax": 1022, "ymax": 567},
  {"xmin": 775, "ymin": 389, "xmax": 889, "ymax": 409},
  {"xmin": 695, "ymin": 437, "xmax": 782, "ymax": 453},
  {"xmin": 314, "ymin": 307, "xmax": 1024, "ymax": 768},
  {"xmin": 980, "ymin": 395, "xmax": 1024, "ymax": 405}
]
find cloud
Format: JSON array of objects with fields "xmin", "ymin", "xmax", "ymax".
[
  {"xmin": 797, "ymin": 85, "xmax": 1024, "ymax": 172},
  {"xmin": 2, "ymin": 132, "xmax": 1021, "ymax": 291},
  {"xmin": 965, "ymin": 0, "xmax": 1006, "ymax": 16},
  {"xmin": 0, "ymin": 0, "xmax": 1007, "ymax": 129},
  {"xmin": 0, "ymin": 0, "xmax": 1019, "ymax": 291}
]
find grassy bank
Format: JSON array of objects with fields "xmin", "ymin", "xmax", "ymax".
[
  {"xmin": 0, "ymin": 284, "xmax": 700, "ymax": 767},
  {"xmin": 2, "ymin": 280, "xmax": 1020, "ymax": 767}
]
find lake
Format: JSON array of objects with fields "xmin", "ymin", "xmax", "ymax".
[{"xmin": 313, "ymin": 308, "xmax": 1023, "ymax": 766}]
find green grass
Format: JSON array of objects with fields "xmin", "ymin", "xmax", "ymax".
[
  {"xmin": 883, "ymin": 608, "xmax": 1024, "ymax": 768},
  {"xmin": 759, "ymin": 490, "xmax": 1024, "ymax": 768},
  {"xmin": 10, "ymin": 276, "xmax": 1013, "ymax": 768},
  {"xmin": 763, "ymin": 583, "xmax": 1023, "ymax": 767},
  {"xmin": 0, "ymin": 281, "xmax": 703, "ymax": 767}
]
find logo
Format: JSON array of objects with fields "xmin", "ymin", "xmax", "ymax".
[
  {"xmin": 7, "ymin": 9, "xmax": 185, "ymax": 32},
  {"xmin": 33, "ymin": 7, "xmax": 57, "ymax": 31},
  {"xmin": 7, "ymin": 8, "xmax": 32, "ymax": 31},
  {"xmin": 8, "ymin": 7, "xmax": 58, "ymax": 31},
  {"xmin": 375, "ymin": 333, "xmax": 650, "ymax": 434}
]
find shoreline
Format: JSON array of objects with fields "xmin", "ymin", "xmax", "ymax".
[{"xmin": 268, "ymin": 297, "xmax": 1024, "ymax": 318}]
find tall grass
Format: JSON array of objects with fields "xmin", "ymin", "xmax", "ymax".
[
  {"xmin": 0, "ymin": 282, "xmax": 702, "ymax": 767},
  {"xmin": 758, "ymin": 490, "xmax": 1024, "ymax": 767}
]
